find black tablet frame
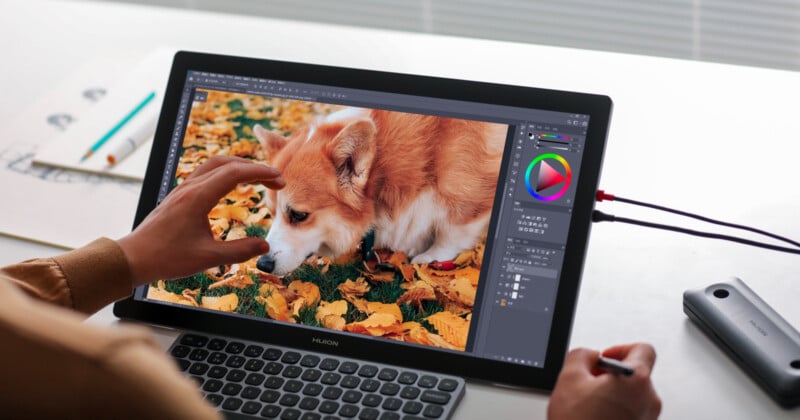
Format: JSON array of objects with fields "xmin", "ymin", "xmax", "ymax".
[{"xmin": 114, "ymin": 51, "xmax": 612, "ymax": 391}]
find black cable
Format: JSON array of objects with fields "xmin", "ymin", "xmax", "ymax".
[
  {"xmin": 592, "ymin": 210, "xmax": 800, "ymax": 255},
  {"xmin": 612, "ymin": 195, "xmax": 800, "ymax": 249}
]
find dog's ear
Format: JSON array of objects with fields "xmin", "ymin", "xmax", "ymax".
[
  {"xmin": 330, "ymin": 119, "xmax": 377, "ymax": 196},
  {"xmin": 253, "ymin": 124, "xmax": 287, "ymax": 160}
]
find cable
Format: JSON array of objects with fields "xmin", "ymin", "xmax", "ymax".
[
  {"xmin": 596, "ymin": 190, "xmax": 800, "ymax": 249},
  {"xmin": 591, "ymin": 210, "xmax": 800, "ymax": 255}
]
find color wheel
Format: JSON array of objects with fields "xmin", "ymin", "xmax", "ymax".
[{"xmin": 524, "ymin": 153, "xmax": 572, "ymax": 201}]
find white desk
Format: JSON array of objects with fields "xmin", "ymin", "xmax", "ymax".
[{"xmin": 2, "ymin": 1, "xmax": 800, "ymax": 418}]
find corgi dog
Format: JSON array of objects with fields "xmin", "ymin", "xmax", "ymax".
[{"xmin": 253, "ymin": 107, "xmax": 506, "ymax": 276}]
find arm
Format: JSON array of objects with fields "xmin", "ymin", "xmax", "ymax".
[
  {"xmin": 2, "ymin": 156, "xmax": 285, "ymax": 314},
  {"xmin": 0, "ymin": 156, "xmax": 284, "ymax": 418},
  {"xmin": 548, "ymin": 343, "xmax": 662, "ymax": 420}
]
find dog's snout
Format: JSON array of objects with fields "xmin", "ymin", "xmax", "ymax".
[{"xmin": 256, "ymin": 254, "xmax": 276, "ymax": 273}]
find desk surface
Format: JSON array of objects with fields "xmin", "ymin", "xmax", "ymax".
[{"xmin": 3, "ymin": 1, "xmax": 800, "ymax": 418}]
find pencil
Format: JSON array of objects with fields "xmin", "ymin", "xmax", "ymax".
[
  {"xmin": 80, "ymin": 91, "xmax": 156, "ymax": 161},
  {"xmin": 597, "ymin": 356, "xmax": 635, "ymax": 376}
]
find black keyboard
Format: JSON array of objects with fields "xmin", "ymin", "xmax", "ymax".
[{"xmin": 169, "ymin": 332, "xmax": 466, "ymax": 420}]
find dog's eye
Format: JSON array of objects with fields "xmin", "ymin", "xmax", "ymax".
[{"xmin": 288, "ymin": 208, "xmax": 309, "ymax": 224}]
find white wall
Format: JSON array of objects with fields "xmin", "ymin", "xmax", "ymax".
[{"xmin": 69, "ymin": 0, "xmax": 800, "ymax": 71}]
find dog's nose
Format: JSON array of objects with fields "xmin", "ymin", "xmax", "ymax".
[{"xmin": 256, "ymin": 254, "xmax": 276, "ymax": 273}]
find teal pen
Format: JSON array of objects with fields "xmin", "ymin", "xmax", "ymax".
[{"xmin": 80, "ymin": 91, "xmax": 156, "ymax": 161}]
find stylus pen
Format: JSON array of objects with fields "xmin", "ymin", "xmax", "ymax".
[{"xmin": 597, "ymin": 356, "xmax": 635, "ymax": 376}]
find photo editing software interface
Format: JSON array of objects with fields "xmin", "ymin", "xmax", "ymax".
[{"xmin": 135, "ymin": 70, "xmax": 590, "ymax": 368}]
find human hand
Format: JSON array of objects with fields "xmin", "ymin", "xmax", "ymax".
[
  {"xmin": 548, "ymin": 343, "xmax": 662, "ymax": 420},
  {"xmin": 118, "ymin": 156, "xmax": 285, "ymax": 287}
]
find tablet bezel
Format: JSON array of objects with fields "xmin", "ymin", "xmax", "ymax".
[{"xmin": 114, "ymin": 51, "xmax": 611, "ymax": 390}]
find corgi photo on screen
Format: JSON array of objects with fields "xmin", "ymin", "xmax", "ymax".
[{"xmin": 254, "ymin": 108, "xmax": 507, "ymax": 276}]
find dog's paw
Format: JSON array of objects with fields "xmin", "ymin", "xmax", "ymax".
[{"xmin": 411, "ymin": 248, "xmax": 458, "ymax": 264}]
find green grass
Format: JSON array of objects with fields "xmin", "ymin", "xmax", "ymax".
[
  {"xmin": 400, "ymin": 301, "xmax": 444, "ymax": 334},
  {"xmin": 162, "ymin": 272, "xmax": 214, "ymax": 295},
  {"xmin": 286, "ymin": 261, "xmax": 363, "ymax": 302},
  {"xmin": 245, "ymin": 225, "xmax": 268, "ymax": 238},
  {"xmin": 364, "ymin": 275, "xmax": 405, "ymax": 303},
  {"xmin": 293, "ymin": 302, "xmax": 322, "ymax": 327}
]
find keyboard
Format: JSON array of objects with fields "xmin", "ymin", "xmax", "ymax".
[{"xmin": 169, "ymin": 332, "xmax": 466, "ymax": 420}]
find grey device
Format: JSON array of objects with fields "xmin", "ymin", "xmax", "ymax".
[{"xmin": 683, "ymin": 277, "xmax": 800, "ymax": 408}]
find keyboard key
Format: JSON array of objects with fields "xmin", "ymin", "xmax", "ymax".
[
  {"xmin": 423, "ymin": 404, "xmax": 445, "ymax": 418},
  {"xmin": 242, "ymin": 386, "xmax": 261, "ymax": 400},
  {"xmin": 208, "ymin": 352, "xmax": 227, "ymax": 365},
  {"xmin": 437, "ymin": 379, "xmax": 458, "ymax": 392},
  {"xmin": 189, "ymin": 348, "xmax": 209, "ymax": 361},
  {"xmin": 206, "ymin": 393, "xmax": 223, "ymax": 407},
  {"xmin": 176, "ymin": 359, "xmax": 190, "ymax": 372},
  {"xmin": 226, "ymin": 355, "xmax": 246, "ymax": 368},
  {"xmin": 402, "ymin": 401, "xmax": 423, "ymax": 415},
  {"xmin": 265, "ymin": 376, "xmax": 285, "ymax": 389},
  {"xmin": 341, "ymin": 376, "xmax": 360, "ymax": 388},
  {"xmin": 418, "ymin": 375, "xmax": 438, "ymax": 388},
  {"xmin": 241, "ymin": 400, "xmax": 263, "ymax": 414},
  {"xmin": 263, "ymin": 348, "xmax": 283, "ymax": 360},
  {"xmin": 322, "ymin": 386, "xmax": 343, "ymax": 400},
  {"xmin": 379, "ymin": 382, "xmax": 400, "ymax": 396},
  {"xmin": 357, "ymin": 364, "xmax": 378, "ymax": 378},
  {"xmin": 342, "ymin": 390, "xmax": 362, "ymax": 404},
  {"xmin": 189, "ymin": 362, "xmax": 209, "ymax": 375},
  {"xmin": 321, "ymin": 372, "xmax": 341, "ymax": 385},
  {"xmin": 319, "ymin": 400, "xmax": 339, "ymax": 414},
  {"xmin": 299, "ymin": 396, "xmax": 320, "ymax": 410},
  {"xmin": 359, "ymin": 408, "xmax": 380, "ymax": 420},
  {"xmin": 207, "ymin": 366, "xmax": 228, "ymax": 379},
  {"xmin": 222, "ymin": 383, "xmax": 242, "ymax": 396},
  {"xmin": 245, "ymin": 372, "xmax": 266, "ymax": 386},
  {"xmin": 398, "ymin": 372, "xmax": 418, "ymax": 384},
  {"xmin": 245, "ymin": 358, "xmax": 265, "ymax": 371},
  {"xmin": 180, "ymin": 334, "xmax": 208, "ymax": 347},
  {"xmin": 260, "ymin": 390, "xmax": 280, "ymax": 403},
  {"xmin": 222, "ymin": 397, "xmax": 243, "ymax": 411},
  {"xmin": 170, "ymin": 345, "xmax": 190, "ymax": 358},
  {"xmin": 203, "ymin": 379, "xmax": 223, "ymax": 393},
  {"xmin": 208, "ymin": 338, "xmax": 227, "ymax": 351},
  {"xmin": 302, "ymin": 383, "xmax": 323, "ymax": 396},
  {"xmin": 301, "ymin": 368, "xmax": 322, "ymax": 382},
  {"xmin": 226, "ymin": 369, "xmax": 246, "ymax": 382},
  {"xmin": 244, "ymin": 344, "xmax": 264, "ymax": 357},
  {"xmin": 279, "ymin": 393, "xmax": 300, "ymax": 407},
  {"xmin": 319, "ymin": 358, "xmax": 340, "ymax": 371},
  {"xmin": 261, "ymin": 404, "xmax": 282, "ymax": 418},
  {"xmin": 300, "ymin": 354, "xmax": 321, "ymax": 367},
  {"xmin": 281, "ymin": 408, "xmax": 301, "ymax": 420},
  {"xmin": 378, "ymin": 368, "xmax": 398, "ymax": 381},
  {"xmin": 300, "ymin": 413, "xmax": 321, "ymax": 420},
  {"xmin": 420, "ymin": 390, "xmax": 451, "ymax": 405},
  {"xmin": 382, "ymin": 397, "xmax": 403, "ymax": 411},
  {"xmin": 282, "ymin": 366, "xmax": 302, "ymax": 378},
  {"xmin": 264, "ymin": 361, "xmax": 284, "ymax": 375},
  {"xmin": 339, "ymin": 361, "xmax": 358, "ymax": 374},
  {"xmin": 281, "ymin": 351, "xmax": 302, "ymax": 364},
  {"xmin": 359, "ymin": 379, "xmax": 379, "ymax": 392},
  {"xmin": 225, "ymin": 341, "xmax": 245, "ymax": 354},
  {"xmin": 362, "ymin": 394, "xmax": 382, "ymax": 407},
  {"xmin": 283, "ymin": 380, "xmax": 304, "ymax": 393},
  {"xmin": 339, "ymin": 404, "xmax": 360, "ymax": 418},
  {"xmin": 400, "ymin": 386, "xmax": 421, "ymax": 399},
  {"xmin": 378, "ymin": 413, "xmax": 399, "ymax": 420}
]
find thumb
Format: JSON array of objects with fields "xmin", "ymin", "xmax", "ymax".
[{"xmin": 212, "ymin": 238, "xmax": 270, "ymax": 266}]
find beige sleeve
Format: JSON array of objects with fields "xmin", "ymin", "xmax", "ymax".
[
  {"xmin": 2, "ymin": 238, "xmax": 133, "ymax": 314},
  {"xmin": 0, "ymin": 240, "xmax": 221, "ymax": 419}
]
